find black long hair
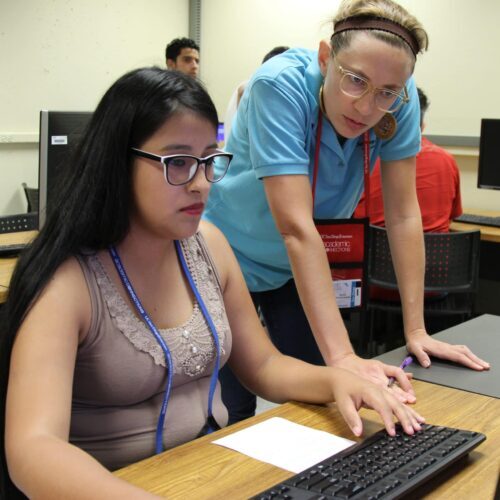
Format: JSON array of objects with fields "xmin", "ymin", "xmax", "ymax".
[{"xmin": 0, "ymin": 67, "xmax": 218, "ymax": 498}]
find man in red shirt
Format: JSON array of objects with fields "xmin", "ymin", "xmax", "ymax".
[{"xmin": 355, "ymin": 87, "xmax": 462, "ymax": 231}]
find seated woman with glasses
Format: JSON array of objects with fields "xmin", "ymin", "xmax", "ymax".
[
  {"xmin": 0, "ymin": 68, "xmax": 425, "ymax": 498},
  {"xmin": 205, "ymin": 0, "xmax": 489, "ymax": 425}
]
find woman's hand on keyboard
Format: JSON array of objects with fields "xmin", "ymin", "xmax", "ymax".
[
  {"xmin": 330, "ymin": 367, "xmax": 425, "ymax": 437},
  {"xmin": 332, "ymin": 353, "xmax": 416, "ymax": 404}
]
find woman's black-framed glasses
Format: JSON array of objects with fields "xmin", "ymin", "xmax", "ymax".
[{"xmin": 131, "ymin": 148, "xmax": 232, "ymax": 186}]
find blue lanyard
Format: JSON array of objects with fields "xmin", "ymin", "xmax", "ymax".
[{"xmin": 109, "ymin": 240, "xmax": 221, "ymax": 454}]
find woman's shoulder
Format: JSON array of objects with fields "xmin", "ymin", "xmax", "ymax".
[
  {"xmin": 249, "ymin": 48, "xmax": 318, "ymax": 93},
  {"xmin": 44, "ymin": 256, "xmax": 91, "ymax": 309},
  {"xmin": 49, "ymin": 255, "xmax": 89, "ymax": 287},
  {"xmin": 197, "ymin": 221, "xmax": 234, "ymax": 284},
  {"xmin": 198, "ymin": 220, "xmax": 230, "ymax": 254},
  {"xmin": 23, "ymin": 255, "xmax": 92, "ymax": 341},
  {"xmin": 258, "ymin": 47, "xmax": 316, "ymax": 76}
]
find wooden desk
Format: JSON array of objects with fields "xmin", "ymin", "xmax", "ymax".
[
  {"xmin": 451, "ymin": 208, "xmax": 500, "ymax": 243},
  {"xmin": 0, "ymin": 230, "xmax": 37, "ymax": 303},
  {"xmin": 114, "ymin": 380, "xmax": 500, "ymax": 499}
]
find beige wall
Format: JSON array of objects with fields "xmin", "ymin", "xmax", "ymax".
[
  {"xmin": 201, "ymin": 0, "xmax": 500, "ymax": 212},
  {"xmin": 201, "ymin": 0, "xmax": 336, "ymax": 121},
  {"xmin": 0, "ymin": 0, "xmax": 188, "ymax": 215},
  {"xmin": 1, "ymin": 0, "xmax": 499, "ymax": 215}
]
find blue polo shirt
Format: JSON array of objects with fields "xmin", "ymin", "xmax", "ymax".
[{"xmin": 204, "ymin": 48, "xmax": 420, "ymax": 292}]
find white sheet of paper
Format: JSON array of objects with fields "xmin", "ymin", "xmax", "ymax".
[{"xmin": 212, "ymin": 416, "xmax": 355, "ymax": 473}]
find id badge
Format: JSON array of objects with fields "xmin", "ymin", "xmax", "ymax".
[
  {"xmin": 333, "ymin": 277, "xmax": 362, "ymax": 308},
  {"xmin": 315, "ymin": 218, "xmax": 368, "ymax": 309}
]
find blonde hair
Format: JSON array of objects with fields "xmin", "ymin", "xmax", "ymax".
[{"xmin": 332, "ymin": 0, "xmax": 428, "ymax": 57}]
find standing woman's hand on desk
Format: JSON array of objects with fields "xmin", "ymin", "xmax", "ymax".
[
  {"xmin": 406, "ymin": 329, "xmax": 490, "ymax": 371},
  {"xmin": 331, "ymin": 353, "xmax": 416, "ymax": 404}
]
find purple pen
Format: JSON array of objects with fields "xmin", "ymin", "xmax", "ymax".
[{"xmin": 387, "ymin": 355, "xmax": 413, "ymax": 387}]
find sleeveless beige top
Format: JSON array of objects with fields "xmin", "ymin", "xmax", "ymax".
[{"xmin": 70, "ymin": 233, "xmax": 231, "ymax": 470}]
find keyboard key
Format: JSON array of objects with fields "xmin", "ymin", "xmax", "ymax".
[{"xmin": 335, "ymin": 483, "xmax": 365, "ymax": 498}]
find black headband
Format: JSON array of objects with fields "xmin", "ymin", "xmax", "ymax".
[{"xmin": 333, "ymin": 16, "xmax": 419, "ymax": 57}]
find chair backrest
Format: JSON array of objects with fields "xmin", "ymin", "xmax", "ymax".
[
  {"xmin": 22, "ymin": 182, "xmax": 39, "ymax": 213},
  {"xmin": 0, "ymin": 212, "xmax": 38, "ymax": 234},
  {"xmin": 368, "ymin": 225, "xmax": 481, "ymax": 293}
]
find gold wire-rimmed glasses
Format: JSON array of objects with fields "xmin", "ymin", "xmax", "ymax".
[{"xmin": 333, "ymin": 59, "xmax": 409, "ymax": 113}]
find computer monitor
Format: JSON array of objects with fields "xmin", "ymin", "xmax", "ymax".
[
  {"xmin": 38, "ymin": 110, "xmax": 92, "ymax": 228},
  {"xmin": 477, "ymin": 118, "xmax": 500, "ymax": 190},
  {"xmin": 217, "ymin": 122, "xmax": 225, "ymax": 145}
]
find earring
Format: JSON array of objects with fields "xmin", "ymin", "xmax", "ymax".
[{"xmin": 374, "ymin": 113, "xmax": 397, "ymax": 140}]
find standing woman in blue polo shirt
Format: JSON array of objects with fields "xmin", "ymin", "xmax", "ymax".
[{"xmin": 205, "ymin": 0, "xmax": 489, "ymax": 423}]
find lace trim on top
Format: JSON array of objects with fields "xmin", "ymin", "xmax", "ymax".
[{"xmin": 88, "ymin": 235, "xmax": 227, "ymax": 377}]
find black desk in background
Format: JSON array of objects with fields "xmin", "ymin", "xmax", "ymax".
[
  {"xmin": 376, "ymin": 314, "xmax": 500, "ymax": 399},
  {"xmin": 451, "ymin": 211, "xmax": 500, "ymax": 316}
]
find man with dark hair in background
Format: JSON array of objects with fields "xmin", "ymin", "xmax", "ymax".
[{"xmin": 165, "ymin": 37, "xmax": 200, "ymax": 78}]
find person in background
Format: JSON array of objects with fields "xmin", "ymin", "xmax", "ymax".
[
  {"xmin": 165, "ymin": 37, "xmax": 200, "ymax": 78},
  {"xmin": 205, "ymin": 0, "xmax": 489, "ymax": 425},
  {"xmin": 354, "ymin": 87, "xmax": 463, "ymax": 231},
  {"xmin": 0, "ymin": 67, "xmax": 423, "ymax": 499},
  {"xmin": 224, "ymin": 46, "xmax": 290, "ymax": 140},
  {"xmin": 262, "ymin": 45, "xmax": 291, "ymax": 63}
]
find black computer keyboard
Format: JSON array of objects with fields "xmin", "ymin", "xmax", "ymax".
[
  {"xmin": 252, "ymin": 424, "xmax": 485, "ymax": 500},
  {"xmin": 454, "ymin": 213, "xmax": 500, "ymax": 228},
  {"xmin": 0, "ymin": 243, "xmax": 27, "ymax": 257}
]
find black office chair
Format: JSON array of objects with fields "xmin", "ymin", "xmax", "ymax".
[
  {"xmin": 364, "ymin": 225, "xmax": 481, "ymax": 355},
  {"xmin": 21, "ymin": 182, "xmax": 39, "ymax": 213},
  {"xmin": 0, "ymin": 212, "xmax": 38, "ymax": 234}
]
